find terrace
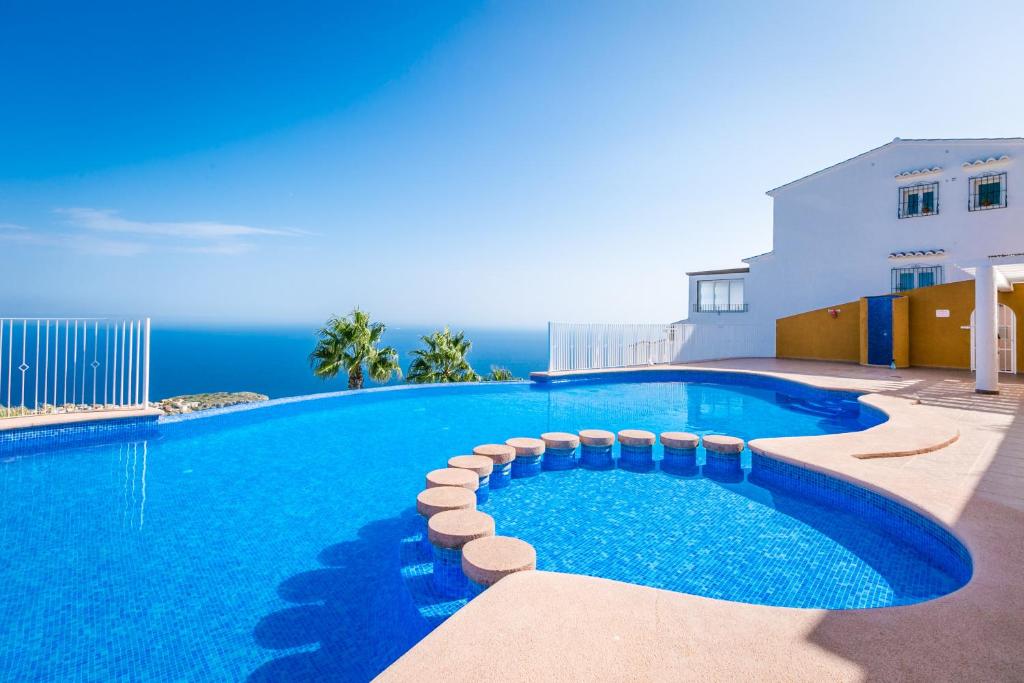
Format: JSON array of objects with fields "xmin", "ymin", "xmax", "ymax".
[{"xmin": 379, "ymin": 359, "xmax": 1024, "ymax": 681}]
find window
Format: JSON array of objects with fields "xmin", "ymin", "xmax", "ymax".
[
  {"xmin": 695, "ymin": 279, "xmax": 747, "ymax": 312},
  {"xmin": 891, "ymin": 266, "xmax": 943, "ymax": 293},
  {"xmin": 899, "ymin": 183, "xmax": 938, "ymax": 218},
  {"xmin": 969, "ymin": 173, "xmax": 1007, "ymax": 211}
]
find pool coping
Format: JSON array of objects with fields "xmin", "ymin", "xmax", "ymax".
[
  {"xmin": 377, "ymin": 362, "xmax": 1024, "ymax": 682},
  {"xmin": 0, "ymin": 407, "xmax": 162, "ymax": 431}
]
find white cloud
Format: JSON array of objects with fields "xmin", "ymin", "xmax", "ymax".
[
  {"xmin": 0, "ymin": 226, "xmax": 150, "ymax": 256},
  {"xmin": 56, "ymin": 207, "xmax": 299, "ymax": 241},
  {"xmin": 0, "ymin": 208, "xmax": 301, "ymax": 256}
]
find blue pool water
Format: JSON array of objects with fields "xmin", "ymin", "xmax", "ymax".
[
  {"xmin": 0, "ymin": 374, "xmax": 969, "ymax": 681},
  {"xmin": 484, "ymin": 464, "xmax": 963, "ymax": 608}
]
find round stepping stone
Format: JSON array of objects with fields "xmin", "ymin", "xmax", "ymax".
[
  {"xmin": 472, "ymin": 443, "xmax": 516, "ymax": 465},
  {"xmin": 617, "ymin": 429, "xmax": 656, "ymax": 446},
  {"xmin": 426, "ymin": 467, "xmax": 479, "ymax": 491},
  {"xmin": 505, "ymin": 437, "xmax": 545, "ymax": 456},
  {"xmin": 447, "ymin": 455, "xmax": 494, "ymax": 477},
  {"xmin": 702, "ymin": 434, "xmax": 745, "ymax": 454},
  {"xmin": 541, "ymin": 432, "xmax": 580, "ymax": 449},
  {"xmin": 416, "ymin": 486, "xmax": 477, "ymax": 518},
  {"xmin": 660, "ymin": 431, "xmax": 699, "ymax": 449},
  {"xmin": 428, "ymin": 509, "xmax": 496, "ymax": 549},
  {"xmin": 578, "ymin": 429, "xmax": 615, "ymax": 447},
  {"xmin": 461, "ymin": 536, "xmax": 537, "ymax": 587}
]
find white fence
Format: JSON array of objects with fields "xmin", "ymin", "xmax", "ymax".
[
  {"xmin": 0, "ymin": 318, "xmax": 151, "ymax": 418},
  {"xmin": 673, "ymin": 322, "xmax": 763, "ymax": 363},
  {"xmin": 547, "ymin": 321, "xmax": 763, "ymax": 372}
]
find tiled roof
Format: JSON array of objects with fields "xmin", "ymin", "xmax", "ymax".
[{"xmin": 888, "ymin": 248, "xmax": 945, "ymax": 259}]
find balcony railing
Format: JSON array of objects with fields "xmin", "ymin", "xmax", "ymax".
[
  {"xmin": 547, "ymin": 321, "xmax": 761, "ymax": 372},
  {"xmin": 0, "ymin": 317, "xmax": 151, "ymax": 419},
  {"xmin": 692, "ymin": 304, "xmax": 749, "ymax": 313}
]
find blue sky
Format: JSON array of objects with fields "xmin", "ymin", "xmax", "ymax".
[{"xmin": 2, "ymin": 1, "xmax": 1022, "ymax": 327}]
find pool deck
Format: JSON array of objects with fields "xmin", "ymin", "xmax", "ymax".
[
  {"xmin": 377, "ymin": 359, "xmax": 1024, "ymax": 682},
  {"xmin": 0, "ymin": 406, "xmax": 162, "ymax": 431}
]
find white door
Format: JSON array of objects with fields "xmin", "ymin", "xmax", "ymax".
[{"xmin": 970, "ymin": 304, "xmax": 1017, "ymax": 374}]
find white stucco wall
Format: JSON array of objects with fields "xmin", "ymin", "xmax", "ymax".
[{"xmin": 688, "ymin": 138, "xmax": 1024, "ymax": 357}]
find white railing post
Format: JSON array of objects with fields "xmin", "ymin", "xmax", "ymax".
[
  {"xmin": 545, "ymin": 320, "xmax": 762, "ymax": 372},
  {"xmin": 547, "ymin": 321, "xmax": 553, "ymax": 372},
  {"xmin": 0, "ymin": 317, "xmax": 153, "ymax": 418},
  {"xmin": 142, "ymin": 318, "xmax": 151, "ymax": 409}
]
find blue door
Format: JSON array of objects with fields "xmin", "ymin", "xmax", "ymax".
[{"xmin": 867, "ymin": 296, "xmax": 893, "ymax": 366}]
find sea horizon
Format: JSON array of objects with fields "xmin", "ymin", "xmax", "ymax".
[{"xmin": 149, "ymin": 324, "xmax": 549, "ymax": 401}]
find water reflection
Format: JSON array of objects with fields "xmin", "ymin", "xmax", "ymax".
[{"xmin": 117, "ymin": 440, "xmax": 148, "ymax": 529}]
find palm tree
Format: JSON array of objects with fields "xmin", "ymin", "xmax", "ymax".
[
  {"xmin": 309, "ymin": 309, "xmax": 401, "ymax": 390},
  {"xmin": 487, "ymin": 366, "xmax": 514, "ymax": 381},
  {"xmin": 407, "ymin": 327, "xmax": 480, "ymax": 384}
]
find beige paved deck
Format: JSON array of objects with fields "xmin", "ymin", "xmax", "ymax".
[
  {"xmin": 378, "ymin": 360, "xmax": 1024, "ymax": 682},
  {"xmin": 0, "ymin": 407, "xmax": 162, "ymax": 431}
]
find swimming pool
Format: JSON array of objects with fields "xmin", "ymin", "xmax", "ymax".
[{"xmin": 0, "ymin": 372, "xmax": 970, "ymax": 681}]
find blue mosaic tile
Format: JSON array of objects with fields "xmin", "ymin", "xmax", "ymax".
[
  {"xmin": 431, "ymin": 545, "xmax": 469, "ymax": 598},
  {"xmin": 475, "ymin": 475, "xmax": 490, "ymax": 504},
  {"xmin": 748, "ymin": 454, "xmax": 972, "ymax": 585},
  {"xmin": 490, "ymin": 462, "xmax": 512, "ymax": 489},
  {"xmin": 0, "ymin": 415, "xmax": 158, "ymax": 456},
  {"xmin": 533, "ymin": 368, "xmax": 886, "ymax": 431},
  {"xmin": 619, "ymin": 444, "xmax": 655, "ymax": 472},
  {"xmin": 661, "ymin": 446, "xmax": 697, "ymax": 475},
  {"xmin": 580, "ymin": 443, "xmax": 614, "ymax": 470},
  {"xmin": 703, "ymin": 450, "xmax": 745, "ymax": 483},
  {"xmin": 542, "ymin": 445, "xmax": 577, "ymax": 471},
  {"xmin": 482, "ymin": 447, "xmax": 970, "ymax": 610},
  {"xmin": 466, "ymin": 579, "xmax": 487, "ymax": 599},
  {"xmin": 511, "ymin": 454, "xmax": 542, "ymax": 478}
]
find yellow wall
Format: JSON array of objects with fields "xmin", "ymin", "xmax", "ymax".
[
  {"xmin": 776, "ymin": 300, "xmax": 861, "ymax": 362},
  {"xmin": 892, "ymin": 296, "xmax": 909, "ymax": 368},
  {"xmin": 777, "ymin": 279, "xmax": 1024, "ymax": 373},
  {"xmin": 902, "ymin": 281, "xmax": 973, "ymax": 369}
]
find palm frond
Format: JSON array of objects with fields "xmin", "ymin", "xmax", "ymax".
[
  {"xmin": 309, "ymin": 308, "xmax": 394, "ymax": 388},
  {"xmin": 406, "ymin": 327, "xmax": 479, "ymax": 384}
]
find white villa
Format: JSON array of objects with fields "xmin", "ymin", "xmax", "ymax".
[{"xmin": 684, "ymin": 137, "xmax": 1024, "ymax": 392}]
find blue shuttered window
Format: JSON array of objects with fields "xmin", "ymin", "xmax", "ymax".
[
  {"xmin": 970, "ymin": 173, "xmax": 1007, "ymax": 211},
  {"xmin": 899, "ymin": 183, "xmax": 938, "ymax": 218}
]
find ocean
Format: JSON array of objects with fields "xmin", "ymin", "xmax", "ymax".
[{"xmin": 148, "ymin": 325, "xmax": 548, "ymax": 400}]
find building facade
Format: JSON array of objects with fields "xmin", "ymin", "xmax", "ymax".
[{"xmin": 686, "ymin": 138, "xmax": 1024, "ymax": 359}]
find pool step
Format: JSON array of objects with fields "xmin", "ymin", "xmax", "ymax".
[{"xmin": 778, "ymin": 395, "xmax": 850, "ymax": 418}]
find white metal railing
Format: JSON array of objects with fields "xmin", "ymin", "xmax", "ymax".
[
  {"xmin": 0, "ymin": 318, "xmax": 150, "ymax": 418},
  {"xmin": 674, "ymin": 322, "xmax": 762, "ymax": 363},
  {"xmin": 547, "ymin": 322, "xmax": 682, "ymax": 371},
  {"xmin": 547, "ymin": 321, "xmax": 762, "ymax": 372}
]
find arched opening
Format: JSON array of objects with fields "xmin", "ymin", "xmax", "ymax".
[{"xmin": 970, "ymin": 304, "xmax": 1017, "ymax": 374}]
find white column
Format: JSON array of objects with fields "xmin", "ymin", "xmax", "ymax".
[
  {"xmin": 547, "ymin": 321, "xmax": 553, "ymax": 372},
  {"xmin": 974, "ymin": 265, "xmax": 999, "ymax": 394},
  {"xmin": 142, "ymin": 318, "xmax": 151, "ymax": 408}
]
